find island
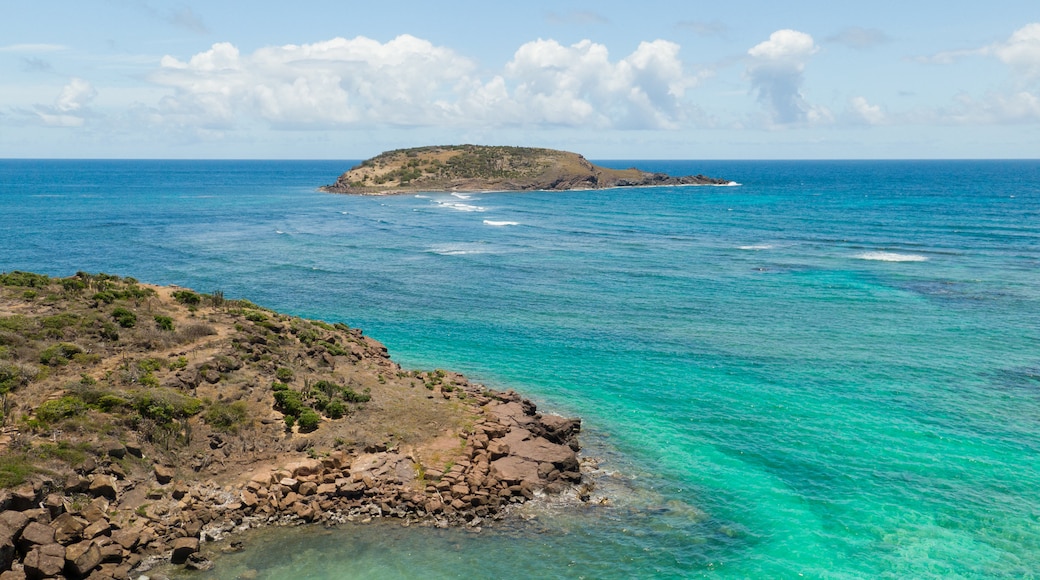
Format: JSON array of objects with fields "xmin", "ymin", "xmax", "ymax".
[
  {"xmin": 0, "ymin": 271, "xmax": 588, "ymax": 578},
  {"xmin": 320, "ymin": 145, "xmax": 731, "ymax": 194}
]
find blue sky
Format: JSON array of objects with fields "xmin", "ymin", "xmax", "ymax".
[{"xmin": 2, "ymin": 0, "xmax": 1039, "ymax": 159}]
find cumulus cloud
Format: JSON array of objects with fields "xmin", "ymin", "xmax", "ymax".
[
  {"xmin": 146, "ymin": 35, "xmax": 700, "ymax": 131},
  {"xmin": 746, "ymin": 29, "xmax": 829, "ymax": 125},
  {"xmin": 33, "ymin": 77, "xmax": 97, "ymax": 127},
  {"xmin": 983, "ymin": 22, "xmax": 1040, "ymax": 80},
  {"xmin": 846, "ymin": 96, "xmax": 887, "ymax": 125}
]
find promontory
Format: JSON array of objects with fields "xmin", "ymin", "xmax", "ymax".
[
  {"xmin": 0, "ymin": 271, "xmax": 589, "ymax": 578},
  {"xmin": 321, "ymin": 145, "xmax": 731, "ymax": 194}
]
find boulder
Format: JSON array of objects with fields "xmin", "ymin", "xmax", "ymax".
[
  {"xmin": 109, "ymin": 528, "xmax": 141, "ymax": 551},
  {"xmin": 65, "ymin": 540, "xmax": 102, "ymax": 577},
  {"xmin": 22, "ymin": 543, "xmax": 65, "ymax": 579},
  {"xmin": 7, "ymin": 486, "xmax": 37, "ymax": 512},
  {"xmin": 489, "ymin": 457, "xmax": 541, "ymax": 485},
  {"xmin": 154, "ymin": 464, "xmax": 175, "ymax": 485},
  {"xmin": 298, "ymin": 482, "xmax": 318, "ymax": 497},
  {"xmin": 0, "ymin": 569, "xmax": 26, "ymax": 580},
  {"xmin": 83, "ymin": 518, "xmax": 111, "ymax": 540},
  {"xmin": 78, "ymin": 497, "xmax": 109, "ymax": 524},
  {"xmin": 88, "ymin": 475, "xmax": 117, "ymax": 500},
  {"xmin": 169, "ymin": 537, "xmax": 199, "ymax": 565},
  {"xmin": 50, "ymin": 512, "xmax": 87, "ymax": 544},
  {"xmin": 0, "ymin": 511, "xmax": 30, "ymax": 539},
  {"xmin": 18, "ymin": 522, "xmax": 55, "ymax": 550}
]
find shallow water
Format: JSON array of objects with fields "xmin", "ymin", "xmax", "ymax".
[{"xmin": 2, "ymin": 159, "xmax": 1039, "ymax": 578}]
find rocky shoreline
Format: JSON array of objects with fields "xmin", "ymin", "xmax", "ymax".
[
  {"xmin": 1, "ymin": 385, "xmax": 587, "ymax": 579},
  {"xmin": 0, "ymin": 272, "xmax": 592, "ymax": 579}
]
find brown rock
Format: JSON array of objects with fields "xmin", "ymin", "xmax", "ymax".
[
  {"xmin": 487, "ymin": 441, "xmax": 510, "ymax": 460},
  {"xmin": 298, "ymin": 481, "xmax": 318, "ymax": 496},
  {"xmin": 0, "ymin": 569, "xmax": 27, "ymax": 580},
  {"xmin": 83, "ymin": 519, "xmax": 111, "ymax": 540},
  {"xmin": 51, "ymin": 512, "xmax": 87, "ymax": 544},
  {"xmin": 23, "ymin": 543, "xmax": 65, "ymax": 579},
  {"xmin": 88, "ymin": 475, "xmax": 117, "ymax": 500},
  {"xmin": 154, "ymin": 464, "xmax": 175, "ymax": 485},
  {"xmin": 65, "ymin": 540, "xmax": 102, "ymax": 577},
  {"xmin": 240, "ymin": 490, "xmax": 258, "ymax": 508},
  {"xmin": 109, "ymin": 528, "xmax": 140, "ymax": 551},
  {"xmin": 169, "ymin": 537, "xmax": 199, "ymax": 564},
  {"xmin": 489, "ymin": 456, "xmax": 541, "ymax": 485},
  {"xmin": 99, "ymin": 542, "xmax": 124, "ymax": 563},
  {"xmin": 79, "ymin": 498, "xmax": 109, "ymax": 524},
  {"xmin": 19, "ymin": 521, "xmax": 55, "ymax": 550},
  {"xmin": 0, "ymin": 511, "xmax": 30, "ymax": 538}
]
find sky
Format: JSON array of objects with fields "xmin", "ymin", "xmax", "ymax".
[{"xmin": 2, "ymin": 1, "xmax": 1040, "ymax": 159}]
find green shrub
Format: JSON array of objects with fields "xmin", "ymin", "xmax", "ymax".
[
  {"xmin": 36, "ymin": 396, "xmax": 86, "ymax": 423},
  {"xmin": 97, "ymin": 321, "xmax": 120, "ymax": 342},
  {"xmin": 154, "ymin": 315, "xmax": 174, "ymax": 332},
  {"xmin": 96, "ymin": 394, "xmax": 130, "ymax": 412},
  {"xmin": 40, "ymin": 343, "xmax": 83, "ymax": 366},
  {"xmin": 271, "ymin": 382, "xmax": 290, "ymax": 392},
  {"xmin": 244, "ymin": 311, "xmax": 268, "ymax": 323},
  {"xmin": 341, "ymin": 386, "xmax": 371, "ymax": 404},
  {"xmin": 284, "ymin": 415, "xmax": 295, "ymax": 429},
  {"xmin": 297, "ymin": 409, "xmax": 321, "ymax": 432},
  {"xmin": 172, "ymin": 290, "xmax": 201, "ymax": 306},
  {"xmin": 205, "ymin": 401, "xmax": 249, "ymax": 433},
  {"xmin": 273, "ymin": 389, "xmax": 306, "ymax": 417},
  {"xmin": 324, "ymin": 399, "xmax": 346, "ymax": 419},
  {"xmin": 0, "ymin": 271, "xmax": 51, "ymax": 288},
  {"xmin": 132, "ymin": 389, "xmax": 202, "ymax": 423},
  {"xmin": 275, "ymin": 367, "xmax": 294, "ymax": 381},
  {"xmin": 112, "ymin": 307, "xmax": 136, "ymax": 328}
]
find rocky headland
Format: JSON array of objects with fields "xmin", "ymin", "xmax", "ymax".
[
  {"xmin": 0, "ymin": 271, "xmax": 589, "ymax": 579},
  {"xmin": 320, "ymin": 145, "xmax": 731, "ymax": 194}
]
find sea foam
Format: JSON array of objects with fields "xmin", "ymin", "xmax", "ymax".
[
  {"xmin": 856, "ymin": 251, "xmax": 928, "ymax": 262},
  {"xmin": 483, "ymin": 220, "xmax": 519, "ymax": 227},
  {"xmin": 739, "ymin": 244, "xmax": 773, "ymax": 250}
]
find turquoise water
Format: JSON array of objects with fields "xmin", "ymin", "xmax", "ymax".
[{"xmin": 2, "ymin": 159, "xmax": 1039, "ymax": 578}]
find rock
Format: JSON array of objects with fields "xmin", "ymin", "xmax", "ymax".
[
  {"xmin": 153, "ymin": 464, "xmax": 174, "ymax": 485},
  {"xmin": 83, "ymin": 519, "xmax": 111, "ymax": 540},
  {"xmin": 110, "ymin": 528, "xmax": 140, "ymax": 551},
  {"xmin": 185, "ymin": 552, "xmax": 213, "ymax": 571},
  {"xmin": 22, "ymin": 543, "xmax": 65, "ymax": 579},
  {"xmin": 0, "ymin": 524, "xmax": 16, "ymax": 572},
  {"xmin": 489, "ymin": 457, "xmax": 541, "ymax": 485},
  {"xmin": 51, "ymin": 512, "xmax": 87, "ymax": 544},
  {"xmin": 240, "ymin": 490, "xmax": 258, "ymax": 509},
  {"xmin": 298, "ymin": 482, "xmax": 318, "ymax": 497},
  {"xmin": 0, "ymin": 511, "xmax": 30, "ymax": 538},
  {"xmin": 287, "ymin": 459, "xmax": 322, "ymax": 478},
  {"xmin": 509, "ymin": 437, "xmax": 579, "ymax": 473},
  {"xmin": 106, "ymin": 444, "xmax": 126, "ymax": 459},
  {"xmin": 125, "ymin": 443, "xmax": 144, "ymax": 458},
  {"xmin": 18, "ymin": 521, "xmax": 55, "ymax": 550},
  {"xmin": 88, "ymin": 475, "xmax": 117, "ymax": 500},
  {"xmin": 0, "ymin": 569, "xmax": 26, "ymax": 580},
  {"xmin": 8, "ymin": 485, "xmax": 37, "ymax": 512},
  {"xmin": 65, "ymin": 540, "xmax": 102, "ymax": 577},
  {"xmin": 169, "ymin": 537, "xmax": 199, "ymax": 565},
  {"xmin": 79, "ymin": 497, "xmax": 109, "ymax": 524},
  {"xmin": 99, "ymin": 542, "xmax": 124, "ymax": 563}
]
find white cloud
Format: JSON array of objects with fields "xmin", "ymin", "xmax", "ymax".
[
  {"xmin": 985, "ymin": 22, "xmax": 1040, "ymax": 80},
  {"xmin": 825, "ymin": 27, "xmax": 891, "ymax": 50},
  {"xmin": 847, "ymin": 96, "xmax": 887, "ymax": 125},
  {"xmin": 746, "ymin": 29, "xmax": 829, "ymax": 125},
  {"xmin": 33, "ymin": 77, "xmax": 97, "ymax": 127},
  {"xmin": 146, "ymin": 35, "xmax": 701, "ymax": 132}
]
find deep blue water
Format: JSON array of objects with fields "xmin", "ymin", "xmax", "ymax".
[{"xmin": 2, "ymin": 159, "xmax": 1039, "ymax": 578}]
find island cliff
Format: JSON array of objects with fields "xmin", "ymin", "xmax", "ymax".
[
  {"xmin": 321, "ymin": 145, "xmax": 730, "ymax": 194},
  {"xmin": 0, "ymin": 271, "xmax": 588, "ymax": 578}
]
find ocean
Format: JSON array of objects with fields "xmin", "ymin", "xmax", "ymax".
[{"xmin": 1, "ymin": 159, "xmax": 1038, "ymax": 578}]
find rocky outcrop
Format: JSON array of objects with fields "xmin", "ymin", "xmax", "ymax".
[
  {"xmin": 0, "ymin": 385, "xmax": 585, "ymax": 579},
  {"xmin": 321, "ymin": 145, "xmax": 731, "ymax": 194}
]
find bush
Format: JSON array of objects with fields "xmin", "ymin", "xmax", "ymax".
[
  {"xmin": 132, "ymin": 389, "xmax": 202, "ymax": 423},
  {"xmin": 36, "ymin": 396, "xmax": 85, "ymax": 423},
  {"xmin": 205, "ymin": 401, "xmax": 249, "ymax": 433},
  {"xmin": 324, "ymin": 399, "xmax": 346, "ymax": 419},
  {"xmin": 172, "ymin": 290, "xmax": 201, "ymax": 306},
  {"xmin": 297, "ymin": 409, "xmax": 321, "ymax": 432},
  {"xmin": 273, "ymin": 389, "xmax": 306, "ymax": 417},
  {"xmin": 40, "ymin": 343, "xmax": 83, "ymax": 366},
  {"xmin": 112, "ymin": 307, "xmax": 136, "ymax": 328},
  {"xmin": 154, "ymin": 315, "xmax": 174, "ymax": 332},
  {"xmin": 275, "ymin": 367, "xmax": 294, "ymax": 381},
  {"xmin": 0, "ymin": 271, "xmax": 51, "ymax": 288}
]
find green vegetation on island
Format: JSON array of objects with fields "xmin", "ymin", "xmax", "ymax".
[{"xmin": 321, "ymin": 144, "xmax": 730, "ymax": 194}]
